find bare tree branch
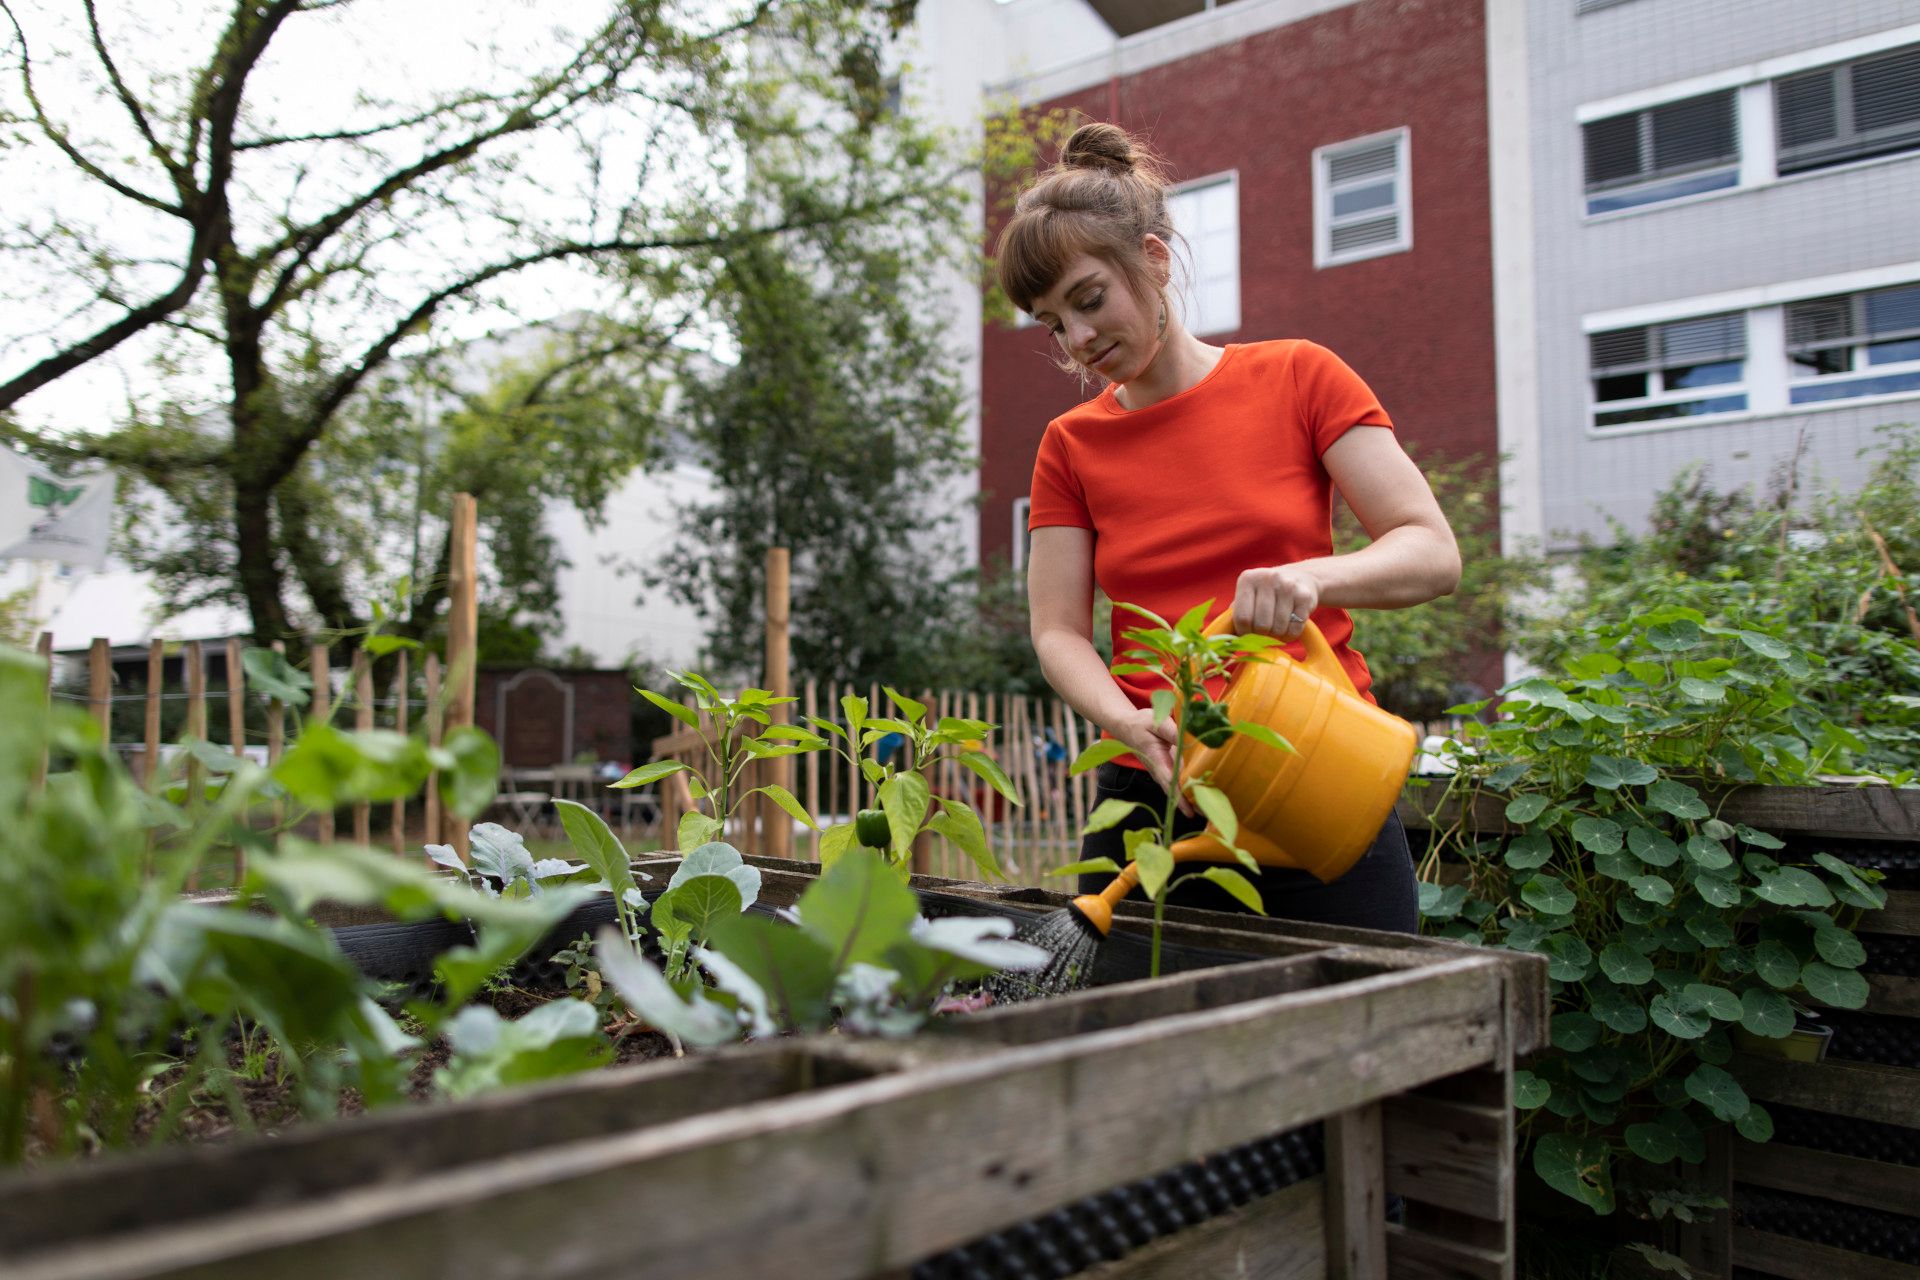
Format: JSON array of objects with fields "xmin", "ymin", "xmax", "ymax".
[
  {"xmin": 235, "ymin": 91, "xmax": 499, "ymax": 151},
  {"xmin": 82, "ymin": 0, "xmax": 191, "ymax": 198}
]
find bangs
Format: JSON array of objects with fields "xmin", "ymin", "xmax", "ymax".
[{"xmin": 996, "ymin": 210, "xmax": 1108, "ymax": 316}]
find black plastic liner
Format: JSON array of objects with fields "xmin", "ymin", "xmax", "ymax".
[
  {"xmin": 910, "ymin": 1124, "xmax": 1324, "ymax": 1280},
  {"xmin": 1779, "ymin": 836, "xmax": 1919, "ymax": 891},
  {"xmin": 1819, "ymin": 1007, "xmax": 1920, "ymax": 1070},
  {"xmin": 330, "ymin": 886, "xmax": 1255, "ymax": 999},
  {"xmin": 1767, "ymin": 1102, "xmax": 1920, "ymax": 1168},
  {"xmin": 1861, "ymin": 930, "xmax": 1920, "ymax": 978},
  {"xmin": 1734, "ymin": 1185, "xmax": 1920, "ymax": 1264}
]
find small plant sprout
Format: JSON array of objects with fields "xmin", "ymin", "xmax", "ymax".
[
  {"xmin": 1054, "ymin": 600, "xmax": 1289, "ymax": 977},
  {"xmin": 614, "ymin": 673, "xmax": 824, "ymax": 851},
  {"xmin": 809, "ymin": 687, "xmax": 1022, "ymax": 880}
]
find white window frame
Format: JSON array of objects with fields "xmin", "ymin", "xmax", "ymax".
[
  {"xmin": 1166, "ymin": 170, "xmax": 1241, "ymax": 336},
  {"xmin": 1587, "ymin": 314, "xmax": 1750, "ymax": 432},
  {"xmin": 1581, "ymin": 263, "xmax": 1920, "ymax": 437},
  {"xmin": 1010, "ymin": 497, "xmax": 1031, "ymax": 574},
  {"xmin": 1580, "ymin": 90, "xmax": 1742, "ymax": 216},
  {"xmin": 1785, "ymin": 286, "xmax": 1920, "ymax": 408},
  {"xmin": 1313, "ymin": 128, "xmax": 1412, "ymax": 269},
  {"xmin": 1575, "ymin": 24, "xmax": 1920, "ymax": 222}
]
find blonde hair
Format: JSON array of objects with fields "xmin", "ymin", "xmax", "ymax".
[{"xmin": 994, "ymin": 122, "xmax": 1184, "ymax": 329}]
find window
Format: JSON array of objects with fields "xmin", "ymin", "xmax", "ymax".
[
  {"xmin": 1776, "ymin": 43, "xmax": 1920, "ymax": 175},
  {"xmin": 1314, "ymin": 130, "xmax": 1411, "ymax": 268},
  {"xmin": 1011, "ymin": 497, "xmax": 1031, "ymax": 573},
  {"xmin": 1583, "ymin": 90, "xmax": 1739, "ymax": 213},
  {"xmin": 1589, "ymin": 313, "xmax": 1748, "ymax": 428},
  {"xmin": 1167, "ymin": 173, "xmax": 1239, "ymax": 335},
  {"xmin": 1786, "ymin": 283, "xmax": 1920, "ymax": 404}
]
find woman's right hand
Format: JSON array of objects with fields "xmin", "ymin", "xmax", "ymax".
[{"xmin": 1111, "ymin": 705, "xmax": 1194, "ymax": 815}]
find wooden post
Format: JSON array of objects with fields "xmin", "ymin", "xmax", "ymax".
[
  {"xmin": 183, "ymin": 641, "xmax": 205, "ymax": 887},
  {"xmin": 1325, "ymin": 1103, "xmax": 1387, "ymax": 1280},
  {"xmin": 311, "ymin": 643, "xmax": 333, "ymax": 842},
  {"xmin": 88, "ymin": 637, "xmax": 112, "ymax": 739},
  {"xmin": 226, "ymin": 638, "xmax": 247, "ymax": 881},
  {"xmin": 981, "ymin": 690, "xmax": 999, "ymax": 872},
  {"xmin": 763, "ymin": 547, "xmax": 792, "ymax": 859},
  {"xmin": 32, "ymin": 631, "xmax": 53, "ymax": 792},
  {"xmin": 391, "ymin": 651, "xmax": 410, "ymax": 855},
  {"xmin": 144, "ymin": 640, "xmax": 164, "ymax": 787},
  {"xmin": 353, "ymin": 651, "xmax": 374, "ymax": 846},
  {"xmin": 803, "ymin": 677, "xmax": 820, "ymax": 861},
  {"xmin": 445, "ymin": 493, "xmax": 478, "ymax": 861},
  {"xmin": 267, "ymin": 640, "xmax": 286, "ymax": 830},
  {"xmin": 424, "ymin": 654, "xmax": 443, "ymax": 853}
]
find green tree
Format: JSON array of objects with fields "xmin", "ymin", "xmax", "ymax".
[{"xmin": 0, "ymin": 0, "xmax": 947, "ymax": 642}]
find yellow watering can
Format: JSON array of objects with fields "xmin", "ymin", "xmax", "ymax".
[{"xmin": 1071, "ymin": 612, "xmax": 1418, "ymax": 936}]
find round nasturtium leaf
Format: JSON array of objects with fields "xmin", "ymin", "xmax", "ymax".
[
  {"xmin": 1683, "ymin": 914, "xmax": 1735, "ymax": 949},
  {"xmin": 1683, "ymin": 983, "xmax": 1743, "ymax": 1022},
  {"xmin": 1504, "ymin": 833, "xmax": 1554, "ymax": 869},
  {"xmin": 1676, "ymin": 677, "xmax": 1726, "ymax": 702},
  {"xmin": 1752, "ymin": 940, "xmax": 1802, "ymax": 989},
  {"xmin": 1685, "ymin": 835, "xmax": 1733, "ymax": 870},
  {"xmin": 1813, "ymin": 927, "xmax": 1866, "ymax": 969},
  {"xmin": 1627, "ymin": 826, "xmax": 1682, "ymax": 867},
  {"xmin": 1590, "ymin": 985, "xmax": 1648, "ymax": 1034},
  {"xmin": 1523, "ymin": 874, "xmax": 1577, "ymax": 915},
  {"xmin": 1571, "ymin": 816, "xmax": 1624, "ymax": 855},
  {"xmin": 1544, "ymin": 934, "xmax": 1595, "ymax": 981},
  {"xmin": 1533, "ymin": 1133, "xmax": 1616, "ymax": 1213},
  {"xmin": 1600, "ymin": 944, "xmax": 1655, "ymax": 986},
  {"xmin": 1650, "ymin": 993, "xmax": 1711, "ymax": 1039},
  {"xmin": 1800, "ymin": 962, "xmax": 1870, "ymax": 1009},
  {"xmin": 1586, "ymin": 755, "xmax": 1657, "ymax": 790},
  {"xmin": 1624, "ymin": 1121, "xmax": 1678, "ymax": 1164},
  {"xmin": 1736, "ymin": 1102, "xmax": 1775, "ymax": 1143},
  {"xmin": 1506, "ymin": 793, "xmax": 1550, "ymax": 825},
  {"xmin": 1618, "ymin": 897, "xmax": 1661, "ymax": 924},
  {"xmin": 1514, "ymin": 1070, "xmax": 1552, "ymax": 1109},
  {"xmin": 1693, "ymin": 875, "xmax": 1741, "ymax": 908},
  {"xmin": 1551, "ymin": 1010, "xmax": 1603, "ymax": 1052},
  {"xmin": 1647, "ymin": 620, "xmax": 1703, "ymax": 652},
  {"xmin": 1739, "ymin": 987, "xmax": 1794, "ymax": 1038},
  {"xmin": 1684, "ymin": 1063, "xmax": 1750, "ymax": 1122},
  {"xmin": 1630, "ymin": 875, "xmax": 1675, "ymax": 905}
]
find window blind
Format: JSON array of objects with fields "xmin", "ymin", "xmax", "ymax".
[
  {"xmin": 1776, "ymin": 43, "xmax": 1920, "ymax": 174},
  {"xmin": 1591, "ymin": 313, "xmax": 1746, "ymax": 377},
  {"xmin": 1787, "ymin": 284, "xmax": 1920, "ymax": 356},
  {"xmin": 1584, "ymin": 90, "xmax": 1738, "ymax": 192}
]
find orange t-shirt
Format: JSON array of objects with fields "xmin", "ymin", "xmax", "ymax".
[{"xmin": 1027, "ymin": 340, "xmax": 1392, "ymax": 767}]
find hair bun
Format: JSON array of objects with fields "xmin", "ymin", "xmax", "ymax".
[{"xmin": 1060, "ymin": 122, "xmax": 1137, "ymax": 177}]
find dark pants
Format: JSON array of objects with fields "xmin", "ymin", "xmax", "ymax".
[{"xmin": 1075, "ymin": 761, "xmax": 1418, "ymax": 935}]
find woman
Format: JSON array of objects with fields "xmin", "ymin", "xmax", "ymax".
[{"xmin": 999, "ymin": 122, "xmax": 1461, "ymax": 934}]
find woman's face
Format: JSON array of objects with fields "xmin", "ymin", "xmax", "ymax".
[{"xmin": 1027, "ymin": 248, "xmax": 1165, "ymax": 384}]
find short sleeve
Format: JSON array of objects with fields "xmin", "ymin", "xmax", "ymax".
[
  {"xmin": 1028, "ymin": 420, "xmax": 1092, "ymax": 530},
  {"xmin": 1292, "ymin": 341, "xmax": 1393, "ymax": 457}
]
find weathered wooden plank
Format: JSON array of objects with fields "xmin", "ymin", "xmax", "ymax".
[
  {"xmin": 1734, "ymin": 1055, "xmax": 1920, "ymax": 1127},
  {"xmin": 7, "ymin": 958, "xmax": 1511, "ymax": 1280},
  {"xmin": 1325, "ymin": 1103, "xmax": 1387, "ymax": 1280},
  {"xmin": 1862, "ymin": 973, "xmax": 1920, "ymax": 1018},
  {"xmin": 1401, "ymin": 783, "xmax": 1920, "ymax": 844},
  {"xmin": 1735, "ymin": 1140, "xmax": 1920, "ymax": 1219},
  {"xmin": 1731, "ymin": 1226, "xmax": 1920, "ymax": 1280},
  {"xmin": 1073, "ymin": 1177, "xmax": 1324, "ymax": 1280},
  {"xmin": 1384, "ymin": 1222, "xmax": 1508, "ymax": 1280},
  {"xmin": 1381, "ymin": 1095, "xmax": 1507, "ymax": 1222},
  {"xmin": 1867, "ymin": 891, "xmax": 1920, "ymax": 937},
  {"xmin": 1675, "ymin": 1124, "xmax": 1733, "ymax": 1279},
  {"xmin": 88, "ymin": 636, "xmax": 112, "ymax": 736}
]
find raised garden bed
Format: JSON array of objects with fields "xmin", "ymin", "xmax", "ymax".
[{"xmin": 0, "ymin": 856, "xmax": 1545, "ymax": 1280}]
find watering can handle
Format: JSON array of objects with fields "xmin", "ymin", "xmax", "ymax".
[{"xmin": 1201, "ymin": 610, "xmax": 1358, "ymax": 699}]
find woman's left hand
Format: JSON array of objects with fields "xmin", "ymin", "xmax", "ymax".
[{"xmin": 1232, "ymin": 564, "xmax": 1322, "ymax": 639}]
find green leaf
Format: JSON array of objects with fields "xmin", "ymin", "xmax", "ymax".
[
  {"xmin": 1683, "ymin": 914, "xmax": 1735, "ymax": 949},
  {"xmin": 1571, "ymin": 816, "xmax": 1624, "ymax": 855},
  {"xmin": 438, "ymin": 726, "xmax": 500, "ymax": 821},
  {"xmin": 1197, "ymin": 867, "xmax": 1266, "ymax": 914},
  {"xmin": 1228, "ymin": 721, "xmax": 1294, "ymax": 753},
  {"xmin": 1522, "ymin": 874, "xmax": 1576, "ymax": 915},
  {"xmin": 882, "ymin": 687, "xmax": 927, "ymax": 724},
  {"xmin": 1630, "ymin": 876, "xmax": 1674, "ymax": 905},
  {"xmin": 1533, "ymin": 1133, "xmax": 1615, "ymax": 1213},
  {"xmin": 668, "ymin": 842, "xmax": 760, "ymax": 908},
  {"xmin": 1082, "ymin": 797, "xmax": 1148, "ymax": 835},
  {"xmin": 677, "ymin": 810, "xmax": 721, "ymax": 853},
  {"xmin": 1591, "ymin": 985, "xmax": 1648, "ymax": 1033},
  {"xmin": 1624, "ymin": 1122, "xmax": 1679, "ymax": 1165},
  {"xmin": 816, "ymin": 822, "xmax": 858, "ymax": 871},
  {"xmin": 1734, "ymin": 824, "xmax": 1784, "ymax": 850},
  {"xmin": 1600, "ymin": 944, "xmax": 1654, "ymax": 985},
  {"xmin": 1813, "ymin": 853, "xmax": 1887, "ymax": 910},
  {"xmin": 1551, "ymin": 1011, "xmax": 1602, "ymax": 1052},
  {"xmin": 1694, "ymin": 875, "xmax": 1742, "ymax": 908},
  {"xmin": 1685, "ymin": 835, "xmax": 1733, "ymax": 870},
  {"xmin": 839, "ymin": 694, "xmax": 869, "ymax": 730},
  {"xmin": 1736, "ymin": 1102, "xmax": 1774, "ymax": 1143},
  {"xmin": 653, "ymin": 874, "xmax": 743, "ymax": 943},
  {"xmin": 554, "ymin": 799, "xmax": 636, "ymax": 902},
  {"xmin": 1646, "ymin": 780, "xmax": 1710, "ymax": 820},
  {"xmin": 1683, "ymin": 983, "xmax": 1742, "ymax": 1021},
  {"xmin": 1069, "ymin": 739, "xmax": 1132, "ymax": 776},
  {"xmin": 1676, "ymin": 677, "xmax": 1725, "ymax": 702},
  {"xmin": 1684, "ymin": 1063, "xmax": 1750, "ymax": 1121},
  {"xmin": 1753, "ymin": 866, "xmax": 1834, "ymax": 908},
  {"xmin": 927, "ymin": 800, "xmax": 1003, "ymax": 881},
  {"xmin": 749, "ymin": 783, "xmax": 819, "ymax": 833},
  {"xmin": 1650, "ymin": 994, "xmax": 1711, "ymax": 1039},
  {"xmin": 1752, "ymin": 940, "xmax": 1801, "ymax": 988},
  {"xmin": 1504, "ymin": 833, "xmax": 1553, "ymax": 869},
  {"xmin": 1051, "ymin": 857, "xmax": 1122, "ymax": 878},
  {"xmin": 1737, "ymin": 630, "xmax": 1793, "ymax": 660},
  {"xmin": 612, "ymin": 760, "xmax": 689, "ymax": 790},
  {"xmin": 878, "ymin": 771, "xmax": 932, "ymax": 855},
  {"xmin": 957, "ymin": 751, "xmax": 1023, "ymax": 807},
  {"xmin": 1595, "ymin": 849, "xmax": 1638, "ymax": 881},
  {"xmin": 1801, "ymin": 962, "xmax": 1869, "ymax": 1009},
  {"xmin": 1544, "ymin": 934, "xmax": 1595, "ymax": 981},
  {"xmin": 1150, "ymin": 688, "xmax": 1176, "ymax": 725},
  {"xmin": 1506, "ymin": 794, "xmax": 1550, "ymax": 824},
  {"xmin": 1813, "ymin": 927, "xmax": 1866, "ymax": 968},
  {"xmin": 1647, "ymin": 619, "xmax": 1703, "ymax": 651},
  {"xmin": 1135, "ymin": 841, "xmax": 1174, "ymax": 900},
  {"xmin": 594, "ymin": 928, "xmax": 738, "ymax": 1047},
  {"xmin": 797, "ymin": 846, "xmax": 920, "ymax": 970},
  {"xmin": 1627, "ymin": 826, "xmax": 1681, "ymax": 868},
  {"xmin": 1587, "ymin": 756, "xmax": 1657, "ymax": 790},
  {"xmin": 1739, "ymin": 987, "xmax": 1794, "ymax": 1038},
  {"xmin": 241, "ymin": 646, "xmax": 313, "ymax": 708},
  {"xmin": 1188, "ymin": 783, "xmax": 1238, "ymax": 847},
  {"xmin": 639, "ymin": 688, "xmax": 699, "ymax": 729},
  {"xmin": 435, "ymin": 999, "xmax": 610, "ymax": 1100},
  {"xmin": 1514, "ymin": 1071, "xmax": 1551, "ymax": 1109}
]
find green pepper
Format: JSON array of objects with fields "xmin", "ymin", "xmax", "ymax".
[
  {"xmin": 855, "ymin": 807, "xmax": 892, "ymax": 851},
  {"xmin": 1184, "ymin": 696, "xmax": 1233, "ymax": 749}
]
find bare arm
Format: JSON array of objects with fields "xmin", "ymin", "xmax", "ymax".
[
  {"xmin": 1231, "ymin": 426, "xmax": 1462, "ymax": 637},
  {"xmin": 1027, "ymin": 525, "xmax": 1186, "ymax": 798}
]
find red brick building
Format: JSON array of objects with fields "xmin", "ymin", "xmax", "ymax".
[
  {"xmin": 475, "ymin": 666, "xmax": 633, "ymax": 769},
  {"xmin": 977, "ymin": 0, "xmax": 1498, "ymax": 584}
]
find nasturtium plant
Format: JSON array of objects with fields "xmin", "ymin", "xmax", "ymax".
[
  {"xmin": 1416, "ymin": 605, "xmax": 1888, "ymax": 1215},
  {"xmin": 1057, "ymin": 599, "xmax": 1285, "ymax": 977}
]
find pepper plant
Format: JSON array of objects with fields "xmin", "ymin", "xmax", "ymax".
[
  {"xmin": 1417, "ymin": 603, "xmax": 1888, "ymax": 1216},
  {"xmin": 1057, "ymin": 600, "xmax": 1290, "ymax": 977}
]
